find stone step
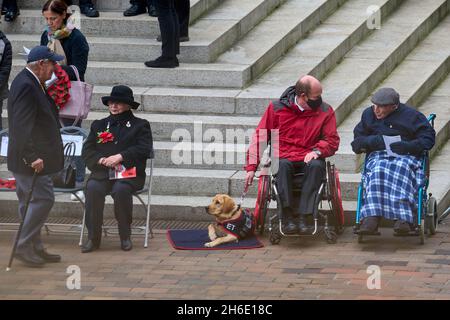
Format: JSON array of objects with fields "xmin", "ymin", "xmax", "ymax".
[
  {"xmin": 79, "ymin": 0, "xmax": 401, "ymax": 114},
  {"xmin": 153, "ymin": 141, "xmax": 247, "ymax": 170},
  {"xmin": 236, "ymin": 0, "xmax": 403, "ymax": 115},
  {"xmin": 8, "ymin": 0, "xmax": 346, "ymax": 88},
  {"xmin": 331, "ymin": 15, "xmax": 450, "ymax": 172},
  {"xmin": 83, "ymin": 111, "xmax": 260, "ymax": 143},
  {"xmin": 7, "ymin": 0, "xmax": 219, "ymax": 37},
  {"xmin": 0, "ymin": 164, "xmax": 361, "ymax": 200},
  {"xmin": 0, "ymin": 190, "xmax": 359, "ymax": 225},
  {"xmin": 8, "ymin": 0, "xmax": 284, "ymax": 64},
  {"xmin": 321, "ymin": 0, "xmax": 449, "ymax": 126}
]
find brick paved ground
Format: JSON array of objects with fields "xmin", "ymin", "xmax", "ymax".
[{"xmin": 1, "ymin": 222, "xmax": 450, "ymax": 300}]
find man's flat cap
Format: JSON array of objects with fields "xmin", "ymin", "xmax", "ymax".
[{"xmin": 371, "ymin": 87, "xmax": 400, "ymax": 105}]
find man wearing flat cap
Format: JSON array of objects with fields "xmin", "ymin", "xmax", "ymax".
[
  {"xmin": 7, "ymin": 46, "xmax": 65, "ymax": 267},
  {"xmin": 351, "ymin": 87, "xmax": 435, "ymax": 234},
  {"xmin": 81, "ymin": 85, "xmax": 153, "ymax": 253}
]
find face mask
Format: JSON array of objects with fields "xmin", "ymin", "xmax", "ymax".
[{"xmin": 307, "ymin": 96, "xmax": 322, "ymax": 109}]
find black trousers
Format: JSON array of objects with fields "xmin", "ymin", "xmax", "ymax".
[
  {"xmin": 132, "ymin": 0, "xmax": 189, "ymax": 37},
  {"xmin": 2, "ymin": 0, "xmax": 17, "ymax": 11},
  {"xmin": 276, "ymin": 158, "xmax": 325, "ymax": 217},
  {"xmin": 85, "ymin": 179, "xmax": 139, "ymax": 244},
  {"xmin": 155, "ymin": 0, "xmax": 179, "ymax": 58}
]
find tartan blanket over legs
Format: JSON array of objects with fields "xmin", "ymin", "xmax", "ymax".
[{"xmin": 360, "ymin": 151, "xmax": 425, "ymax": 223}]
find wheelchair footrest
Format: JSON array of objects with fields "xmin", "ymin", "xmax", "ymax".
[{"xmin": 393, "ymin": 230, "xmax": 420, "ymax": 237}]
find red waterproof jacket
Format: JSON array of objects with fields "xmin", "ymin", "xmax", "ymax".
[{"xmin": 245, "ymin": 86, "xmax": 340, "ymax": 172}]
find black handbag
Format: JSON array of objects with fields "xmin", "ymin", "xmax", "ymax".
[{"xmin": 52, "ymin": 142, "xmax": 76, "ymax": 189}]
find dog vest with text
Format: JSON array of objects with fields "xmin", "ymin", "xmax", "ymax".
[{"xmin": 218, "ymin": 209, "xmax": 254, "ymax": 239}]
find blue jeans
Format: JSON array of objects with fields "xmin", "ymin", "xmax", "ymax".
[{"xmin": 61, "ymin": 117, "xmax": 86, "ymax": 186}]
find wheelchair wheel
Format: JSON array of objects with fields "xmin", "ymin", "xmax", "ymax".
[
  {"xmin": 326, "ymin": 162, "xmax": 345, "ymax": 232},
  {"xmin": 269, "ymin": 190, "xmax": 282, "ymax": 245},
  {"xmin": 254, "ymin": 174, "xmax": 270, "ymax": 235},
  {"xmin": 419, "ymin": 218, "xmax": 425, "ymax": 245},
  {"xmin": 425, "ymin": 197, "xmax": 438, "ymax": 235}
]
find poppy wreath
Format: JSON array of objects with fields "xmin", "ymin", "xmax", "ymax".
[
  {"xmin": 47, "ymin": 64, "xmax": 71, "ymax": 110},
  {"xmin": 97, "ymin": 129, "xmax": 114, "ymax": 144}
]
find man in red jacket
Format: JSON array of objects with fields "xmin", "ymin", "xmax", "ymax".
[{"xmin": 244, "ymin": 75, "xmax": 340, "ymax": 234}]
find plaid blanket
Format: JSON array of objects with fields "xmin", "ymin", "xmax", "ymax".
[{"xmin": 360, "ymin": 150, "xmax": 425, "ymax": 223}]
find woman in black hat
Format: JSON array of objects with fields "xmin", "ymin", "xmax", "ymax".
[{"xmin": 81, "ymin": 85, "xmax": 153, "ymax": 253}]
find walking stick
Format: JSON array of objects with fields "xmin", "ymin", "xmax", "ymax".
[{"xmin": 6, "ymin": 171, "xmax": 38, "ymax": 272}]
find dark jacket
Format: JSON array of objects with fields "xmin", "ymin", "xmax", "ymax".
[
  {"xmin": 82, "ymin": 110, "xmax": 153, "ymax": 190},
  {"xmin": 41, "ymin": 28, "xmax": 89, "ymax": 82},
  {"xmin": 245, "ymin": 86, "xmax": 340, "ymax": 172},
  {"xmin": 351, "ymin": 103, "xmax": 436, "ymax": 155},
  {"xmin": 0, "ymin": 31, "xmax": 12, "ymax": 101},
  {"xmin": 7, "ymin": 69, "xmax": 64, "ymax": 175}
]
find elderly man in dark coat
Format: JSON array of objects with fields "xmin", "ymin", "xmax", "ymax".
[
  {"xmin": 7, "ymin": 46, "xmax": 65, "ymax": 267},
  {"xmin": 351, "ymin": 88, "xmax": 435, "ymax": 234}
]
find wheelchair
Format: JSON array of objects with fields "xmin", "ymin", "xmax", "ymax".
[
  {"xmin": 353, "ymin": 113, "xmax": 438, "ymax": 245},
  {"xmin": 253, "ymin": 148, "xmax": 345, "ymax": 245}
]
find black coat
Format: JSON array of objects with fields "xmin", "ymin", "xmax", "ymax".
[
  {"xmin": 352, "ymin": 103, "xmax": 436, "ymax": 155},
  {"xmin": 41, "ymin": 28, "xmax": 89, "ymax": 82},
  {"xmin": 7, "ymin": 69, "xmax": 64, "ymax": 175},
  {"xmin": 0, "ymin": 31, "xmax": 12, "ymax": 101},
  {"xmin": 82, "ymin": 110, "xmax": 154, "ymax": 190}
]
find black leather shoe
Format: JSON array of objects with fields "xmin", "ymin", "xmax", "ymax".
[
  {"xmin": 121, "ymin": 238, "xmax": 133, "ymax": 251},
  {"xmin": 81, "ymin": 240, "xmax": 99, "ymax": 253},
  {"xmin": 283, "ymin": 221, "xmax": 298, "ymax": 234},
  {"xmin": 81, "ymin": 5, "xmax": 99, "ymax": 18},
  {"xmin": 144, "ymin": 56, "xmax": 179, "ymax": 68},
  {"xmin": 124, "ymin": 4, "xmax": 146, "ymax": 16},
  {"xmin": 14, "ymin": 251, "xmax": 45, "ymax": 268},
  {"xmin": 359, "ymin": 216, "xmax": 380, "ymax": 235},
  {"xmin": 34, "ymin": 248, "xmax": 61, "ymax": 263},
  {"xmin": 4, "ymin": 10, "xmax": 19, "ymax": 22},
  {"xmin": 298, "ymin": 216, "xmax": 309, "ymax": 234}
]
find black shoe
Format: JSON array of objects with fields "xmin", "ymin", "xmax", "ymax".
[
  {"xmin": 121, "ymin": 238, "xmax": 133, "ymax": 251},
  {"xmin": 156, "ymin": 35, "xmax": 190, "ymax": 42},
  {"xmin": 298, "ymin": 216, "xmax": 309, "ymax": 234},
  {"xmin": 80, "ymin": 5, "xmax": 99, "ymax": 18},
  {"xmin": 124, "ymin": 4, "xmax": 146, "ymax": 16},
  {"xmin": 283, "ymin": 221, "xmax": 298, "ymax": 234},
  {"xmin": 81, "ymin": 240, "xmax": 99, "ymax": 253},
  {"xmin": 4, "ymin": 10, "xmax": 19, "ymax": 22},
  {"xmin": 359, "ymin": 216, "xmax": 380, "ymax": 234},
  {"xmin": 14, "ymin": 251, "xmax": 45, "ymax": 268},
  {"xmin": 394, "ymin": 220, "xmax": 412, "ymax": 234},
  {"xmin": 34, "ymin": 248, "xmax": 61, "ymax": 263},
  {"xmin": 1, "ymin": 7, "xmax": 6, "ymax": 15},
  {"xmin": 144, "ymin": 56, "xmax": 179, "ymax": 68}
]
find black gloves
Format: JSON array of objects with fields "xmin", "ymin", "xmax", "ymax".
[
  {"xmin": 351, "ymin": 135, "xmax": 385, "ymax": 154},
  {"xmin": 390, "ymin": 141, "xmax": 423, "ymax": 155}
]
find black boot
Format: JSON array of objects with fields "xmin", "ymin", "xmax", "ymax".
[
  {"xmin": 394, "ymin": 220, "xmax": 412, "ymax": 234},
  {"xmin": 282, "ymin": 207, "xmax": 298, "ymax": 234},
  {"xmin": 121, "ymin": 238, "xmax": 133, "ymax": 251},
  {"xmin": 144, "ymin": 56, "xmax": 179, "ymax": 68},
  {"xmin": 81, "ymin": 239, "xmax": 100, "ymax": 253},
  {"xmin": 124, "ymin": 4, "xmax": 146, "ymax": 16}
]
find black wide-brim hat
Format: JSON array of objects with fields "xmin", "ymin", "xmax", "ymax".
[{"xmin": 101, "ymin": 85, "xmax": 140, "ymax": 109}]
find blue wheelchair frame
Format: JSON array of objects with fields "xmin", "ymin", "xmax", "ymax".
[{"xmin": 354, "ymin": 113, "xmax": 437, "ymax": 244}]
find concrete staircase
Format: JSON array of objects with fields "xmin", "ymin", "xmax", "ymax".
[{"xmin": 1, "ymin": 0, "xmax": 449, "ymax": 225}]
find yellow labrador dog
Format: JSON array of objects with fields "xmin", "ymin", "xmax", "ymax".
[{"xmin": 204, "ymin": 194, "xmax": 254, "ymax": 247}]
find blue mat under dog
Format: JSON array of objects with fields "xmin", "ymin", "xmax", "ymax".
[{"xmin": 167, "ymin": 229, "xmax": 264, "ymax": 250}]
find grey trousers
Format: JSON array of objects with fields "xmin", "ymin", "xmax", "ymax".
[{"xmin": 13, "ymin": 172, "xmax": 54, "ymax": 255}]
